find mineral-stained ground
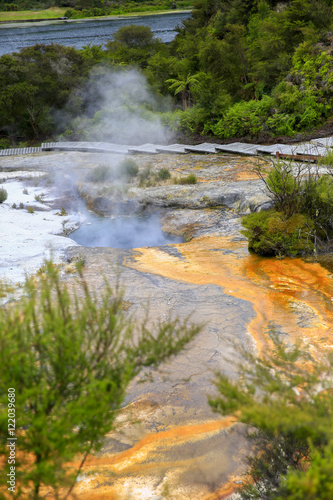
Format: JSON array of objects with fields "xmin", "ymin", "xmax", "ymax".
[{"xmin": 1, "ymin": 151, "xmax": 333, "ymax": 499}]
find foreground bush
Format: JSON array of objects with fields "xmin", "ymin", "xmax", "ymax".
[
  {"xmin": 119, "ymin": 157, "xmax": 139, "ymax": 178},
  {"xmin": 0, "ymin": 187, "xmax": 7, "ymax": 203},
  {"xmin": 242, "ymin": 159, "xmax": 333, "ymax": 256},
  {"xmin": 157, "ymin": 167, "xmax": 171, "ymax": 180},
  {"xmin": 241, "ymin": 210, "xmax": 315, "ymax": 257},
  {"xmin": 174, "ymin": 173, "xmax": 197, "ymax": 185},
  {"xmin": 210, "ymin": 332, "xmax": 333, "ymax": 499},
  {"xmin": 87, "ymin": 164, "xmax": 112, "ymax": 183},
  {"xmin": 0, "ymin": 261, "xmax": 199, "ymax": 498}
]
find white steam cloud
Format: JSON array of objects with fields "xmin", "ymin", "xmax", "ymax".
[
  {"xmin": 67, "ymin": 68, "xmax": 170, "ymax": 145},
  {"xmin": 52, "ymin": 67, "xmax": 178, "ymax": 249}
]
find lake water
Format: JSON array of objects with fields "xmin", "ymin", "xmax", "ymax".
[
  {"xmin": 69, "ymin": 212, "xmax": 183, "ymax": 248},
  {"xmin": 0, "ymin": 11, "xmax": 191, "ymax": 56}
]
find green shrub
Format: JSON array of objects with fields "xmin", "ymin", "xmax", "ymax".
[
  {"xmin": 139, "ymin": 166, "xmax": 154, "ymax": 187},
  {"xmin": 27, "ymin": 206, "xmax": 34, "ymax": 214},
  {"xmin": 264, "ymin": 161, "xmax": 302, "ymax": 216},
  {"xmin": 0, "ymin": 138, "xmax": 10, "ymax": 150},
  {"xmin": 158, "ymin": 168, "xmax": 171, "ymax": 180},
  {"xmin": 265, "ymin": 113, "xmax": 297, "ymax": 137},
  {"xmin": 179, "ymin": 105, "xmax": 210, "ymax": 134},
  {"xmin": 211, "ymin": 96, "xmax": 274, "ymax": 139},
  {"xmin": 119, "ymin": 158, "xmax": 139, "ymax": 178},
  {"xmin": 256, "ymin": 159, "xmax": 333, "ymax": 249},
  {"xmin": 87, "ymin": 165, "xmax": 111, "ymax": 183},
  {"xmin": 210, "ymin": 332, "xmax": 333, "ymax": 500},
  {"xmin": 318, "ymin": 149, "xmax": 333, "ymax": 167},
  {"xmin": 0, "ymin": 187, "xmax": 8, "ymax": 203},
  {"xmin": 302, "ymin": 175, "xmax": 333, "ymax": 241},
  {"xmin": 174, "ymin": 173, "xmax": 197, "ymax": 185},
  {"xmin": 241, "ymin": 210, "xmax": 315, "ymax": 257},
  {"xmin": 35, "ymin": 194, "xmax": 45, "ymax": 203}
]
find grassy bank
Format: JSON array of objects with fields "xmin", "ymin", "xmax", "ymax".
[
  {"xmin": 0, "ymin": 7, "xmax": 67, "ymax": 21},
  {"xmin": 0, "ymin": 4, "xmax": 191, "ymax": 23}
]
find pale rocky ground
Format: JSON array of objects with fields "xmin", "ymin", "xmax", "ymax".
[{"xmin": 2, "ymin": 150, "xmax": 332, "ymax": 499}]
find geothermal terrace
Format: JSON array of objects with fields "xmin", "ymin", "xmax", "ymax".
[{"xmin": 1, "ymin": 143, "xmax": 332, "ymax": 499}]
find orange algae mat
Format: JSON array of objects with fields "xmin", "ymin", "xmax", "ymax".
[
  {"xmin": 125, "ymin": 235, "xmax": 333, "ymax": 356},
  {"xmin": 48, "ymin": 418, "xmax": 240, "ymax": 500}
]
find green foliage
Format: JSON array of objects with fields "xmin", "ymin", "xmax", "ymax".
[
  {"xmin": 56, "ymin": 206, "xmax": 68, "ymax": 216},
  {"xmin": 0, "ymin": 44, "xmax": 90, "ymax": 142},
  {"xmin": 87, "ymin": 164, "xmax": 112, "ymax": 183},
  {"xmin": 210, "ymin": 331, "xmax": 333, "ymax": 499},
  {"xmin": 86, "ymin": 160, "xmax": 138, "ymax": 183},
  {"xmin": 241, "ymin": 210, "xmax": 314, "ymax": 257},
  {"xmin": 242, "ymin": 160, "xmax": 333, "ymax": 256},
  {"xmin": 119, "ymin": 157, "xmax": 139, "ymax": 178},
  {"xmin": 3, "ymin": 0, "xmax": 333, "ymax": 144},
  {"xmin": 211, "ymin": 96, "xmax": 274, "ymax": 138},
  {"xmin": 174, "ymin": 173, "xmax": 197, "ymax": 184},
  {"xmin": 0, "ymin": 138, "xmax": 10, "ymax": 150},
  {"xmin": 0, "ymin": 0, "xmax": 192, "ymax": 18},
  {"xmin": 178, "ymin": 105, "xmax": 212, "ymax": 134},
  {"xmin": 318, "ymin": 149, "xmax": 333, "ymax": 167},
  {"xmin": 264, "ymin": 161, "xmax": 303, "ymax": 216},
  {"xmin": 106, "ymin": 25, "xmax": 165, "ymax": 69},
  {"xmin": 0, "ymin": 187, "xmax": 8, "ymax": 203},
  {"xmin": 34, "ymin": 194, "xmax": 45, "ymax": 203},
  {"xmin": 301, "ymin": 174, "xmax": 333, "ymax": 241},
  {"xmin": 114, "ymin": 24, "xmax": 154, "ymax": 48},
  {"xmin": 157, "ymin": 167, "xmax": 171, "ymax": 180},
  {"xmin": 166, "ymin": 73, "xmax": 200, "ymax": 109},
  {"xmin": 0, "ymin": 261, "xmax": 199, "ymax": 497}
]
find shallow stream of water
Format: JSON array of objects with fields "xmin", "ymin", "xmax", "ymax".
[{"xmin": 69, "ymin": 212, "xmax": 183, "ymax": 248}]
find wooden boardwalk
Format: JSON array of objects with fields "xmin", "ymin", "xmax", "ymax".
[
  {"xmin": 0, "ymin": 138, "xmax": 332, "ymax": 160},
  {"xmin": 0, "ymin": 147, "xmax": 41, "ymax": 156}
]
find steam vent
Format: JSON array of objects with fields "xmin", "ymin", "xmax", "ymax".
[{"xmin": 1, "ymin": 140, "xmax": 333, "ymax": 499}]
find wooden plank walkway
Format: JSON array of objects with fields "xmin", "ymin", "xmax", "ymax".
[
  {"xmin": 1, "ymin": 137, "xmax": 333, "ymax": 161},
  {"xmin": 292, "ymin": 144, "xmax": 328, "ymax": 157},
  {"xmin": 256, "ymin": 144, "xmax": 292, "ymax": 155},
  {"xmin": 0, "ymin": 147, "xmax": 41, "ymax": 156},
  {"xmin": 215, "ymin": 142, "xmax": 259, "ymax": 155},
  {"xmin": 312, "ymin": 137, "xmax": 333, "ymax": 148},
  {"xmin": 41, "ymin": 142, "xmax": 132, "ymax": 154},
  {"xmin": 127, "ymin": 143, "xmax": 162, "ymax": 154},
  {"xmin": 156, "ymin": 144, "xmax": 191, "ymax": 154},
  {"xmin": 184, "ymin": 143, "xmax": 220, "ymax": 153}
]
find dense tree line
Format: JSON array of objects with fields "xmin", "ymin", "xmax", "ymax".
[{"xmin": 2, "ymin": 0, "xmax": 333, "ymax": 146}]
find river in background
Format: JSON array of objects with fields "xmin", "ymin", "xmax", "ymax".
[{"xmin": 0, "ymin": 11, "xmax": 191, "ymax": 56}]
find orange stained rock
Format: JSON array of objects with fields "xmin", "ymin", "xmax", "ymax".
[
  {"xmin": 125, "ymin": 235, "xmax": 333, "ymax": 356},
  {"xmin": 71, "ymin": 417, "xmax": 237, "ymax": 473},
  {"xmin": 61, "ymin": 417, "xmax": 239, "ymax": 499},
  {"xmin": 233, "ymin": 169, "xmax": 260, "ymax": 181}
]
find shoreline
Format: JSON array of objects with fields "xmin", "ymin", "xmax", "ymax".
[{"xmin": 0, "ymin": 8, "xmax": 192, "ymax": 28}]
